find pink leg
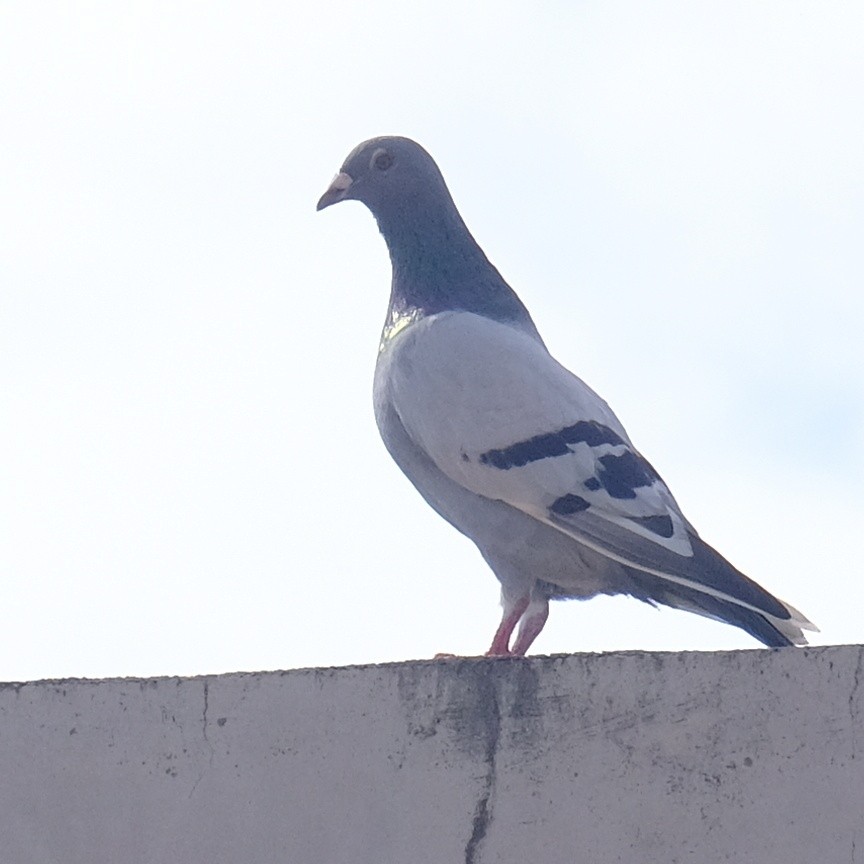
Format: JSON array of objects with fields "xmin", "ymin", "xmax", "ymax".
[
  {"xmin": 486, "ymin": 594, "xmax": 530, "ymax": 656},
  {"xmin": 510, "ymin": 597, "xmax": 549, "ymax": 656}
]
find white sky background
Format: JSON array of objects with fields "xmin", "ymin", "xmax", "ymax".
[{"xmin": 1, "ymin": 2, "xmax": 862, "ymax": 682}]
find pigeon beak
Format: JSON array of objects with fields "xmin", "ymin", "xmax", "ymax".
[{"xmin": 316, "ymin": 172, "xmax": 354, "ymax": 211}]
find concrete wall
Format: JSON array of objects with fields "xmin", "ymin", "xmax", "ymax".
[{"xmin": 0, "ymin": 645, "xmax": 861, "ymax": 864}]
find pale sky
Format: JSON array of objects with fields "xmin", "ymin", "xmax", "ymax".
[{"xmin": 2, "ymin": 2, "xmax": 862, "ymax": 682}]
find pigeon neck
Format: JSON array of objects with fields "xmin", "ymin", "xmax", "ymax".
[{"xmin": 375, "ymin": 207, "xmax": 538, "ymax": 334}]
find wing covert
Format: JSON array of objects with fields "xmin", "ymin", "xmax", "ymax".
[{"xmin": 384, "ymin": 311, "xmax": 695, "ymax": 560}]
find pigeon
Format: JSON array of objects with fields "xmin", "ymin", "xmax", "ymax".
[{"xmin": 317, "ymin": 136, "xmax": 815, "ymax": 655}]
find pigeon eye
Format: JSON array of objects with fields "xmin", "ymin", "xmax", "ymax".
[{"xmin": 373, "ymin": 150, "xmax": 394, "ymax": 171}]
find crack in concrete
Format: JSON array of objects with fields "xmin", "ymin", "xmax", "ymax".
[
  {"xmin": 202, "ymin": 680, "xmax": 211, "ymax": 745},
  {"xmin": 464, "ymin": 675, "xmax": 501, "ymax": 864},
  {"xmin": 188, "ymin": 679, "xmax": 215, "ymax": 799},
  {"xmin": 850, "ymin": 649, "xmax": 863, "ymax": 761}
]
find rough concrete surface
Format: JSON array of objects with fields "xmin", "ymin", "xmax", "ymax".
[{"xmin": 0, "ymin": 646, "xmax": 862, "ymax": 864}]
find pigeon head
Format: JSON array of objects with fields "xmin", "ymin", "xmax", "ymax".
[
  {"xmin": 316, "ymin": 136, "xmax": 453, "ymax": 224},
  {"xmin": 317, "ymin": 136, "xmax": 539, "ymax": 330}
]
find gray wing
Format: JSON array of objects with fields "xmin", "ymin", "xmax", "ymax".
[{"xmin": 383, "ymin": 310, "xmax": 814, "ymax": 637}]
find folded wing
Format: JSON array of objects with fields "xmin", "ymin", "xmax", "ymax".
[{"xmin": 386, "ymin": 311, "xmax": 813, "ymax": 635}]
